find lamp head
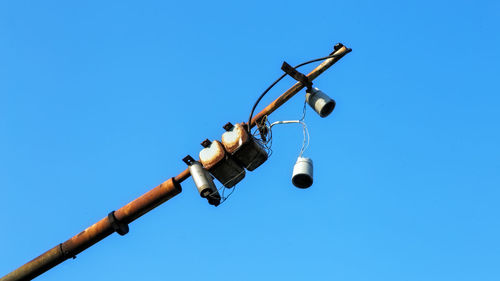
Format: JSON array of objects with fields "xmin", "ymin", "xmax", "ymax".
[
  {"xmin": 306, "ymin": 87, "xmax": 336, "ymax": 118},
  {"xmin": 291, "ymin": 157, "xmax": 313, "ymax": 188}
]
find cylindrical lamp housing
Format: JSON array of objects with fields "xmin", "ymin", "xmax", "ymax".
[
  {"xmin": 291, "ymin": 157, "xmax": 313, "ymax": 188},
  {"xmin": 306, "ymin": 87, "xmax": 336, "ymax": 118}
]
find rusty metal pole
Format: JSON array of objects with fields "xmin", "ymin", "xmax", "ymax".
[
  {"xmin": 0, "ymin": 178, "xmax": 182, "ymax": 281},
  {"xmin": 250, "ymin": 45, "xmax": 351, "ymax": 126},
  {"xmin": 175, "ymin": 44, "xmax": 351, "ymax": 184},
  {"xmin": 1, "ymin": 44, "xmax": 350, "ymax": 281}
]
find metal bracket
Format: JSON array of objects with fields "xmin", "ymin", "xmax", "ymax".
[
  {"xmin": 201, "ymin": 139, "xmax": 212, "ymax": 148},
  {"xmin": 183, "ymin": 155, "xmax": 195, "ymax": 165},
  {"xmin": 223, "ymin": 122, "xmax": 234, "ymax": 131},
  {"xmin": 332, "ymin": 43, "xmax": 344, "ymax": 53},
  {"xmin": 281, "ymin": 61, "xmax": 312, "ymax": 90},
  {"xmin": 108, "ymin": 211, "xmax": 129, "ymax": 236},
  {"xmin": 258, "ymin": 126, "xmax": 268, "ymax": 142}
]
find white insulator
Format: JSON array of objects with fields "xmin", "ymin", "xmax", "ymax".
[
  {"xmin": 306, "ymin": 87, "xmax": 336, "ymax": 118},
  {"xmin": 291, "ymin": 157, "xmax": 313, "ymax": 188}
]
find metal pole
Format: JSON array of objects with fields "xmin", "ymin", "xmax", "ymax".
[
  {"xmin": 175, "ymin": 44, "xmax": 351, "ymax": 184},
  {"xmin": 1, "ymin": 44, "xmax": 351, "ymax": 281},
  {"xmin": 1, "ymin": 178, "xmax": 182, "ymax": 281},
  {"xmin": 251, "ymin": 45, "xmax": 351, "ymax": 126}
]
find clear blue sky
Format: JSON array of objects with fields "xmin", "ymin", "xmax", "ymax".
[{"xmin": 1, "ymin": 0, "xmax": 499, "ymax": 280}]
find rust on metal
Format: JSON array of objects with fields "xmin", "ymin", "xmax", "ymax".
[
  {"xmin": 175, "ymin": 168, "xmax": 190, "ymax": 183},
  {"xmin": 1, "ymin": 178, "xmax": 181, "ymax": 281},
  {"xmin": 114, "ymin": 178, "xmax": 181, "ymax": 224},
  {"xmin": 176, "ymin": 46, "xmax": 351, "ymax": 185},
  {"xmin": 250, "ymin": 45, "xmax": 351, "ymax": 129},
  {"xmin": 61, "ymin": 217, "xmax": 114, "ymax": 258},
  {"xmin": 1, "ymin": 44, "xmax": 350, "ymax": 281},
  {"xmin": 0, "ymin": 245, "xmax": 65, "ymax": 281}
]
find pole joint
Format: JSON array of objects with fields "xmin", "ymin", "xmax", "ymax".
[{"xmin": 108, "ymin": 211, "xmax": 129, "ymax": 236}]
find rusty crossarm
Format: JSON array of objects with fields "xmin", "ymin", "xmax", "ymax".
[{"xmin": 1, "ymin": 44, "xmax": 350, "ymax": 281}]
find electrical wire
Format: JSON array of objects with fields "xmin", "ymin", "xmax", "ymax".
[
  {"xmin": 299, "ymin": 99, "xmax": 307, "ymax": 122},
  {"xmin": 247, "ymin": 73, "xmax": 287, "ymax": 133},
  {"xmin": 219, "ymin": 185, "xmax": 236, "ymax": 205},
  {"xmin": 269, "ymin": 120, "xmax": 310, "ymax": 157},
  {"xmin": 217, "ymin": 103, "xmax": 308, "ymax": 206},
  {"xmin": 251, "ymin": 115, "xmax": 273, "ymax": 157},
  {"xmin": 212, "ymin": 143, "xmax": 271, "ymax": 205},
  {"xmin": 247, "ymin": 53, "xmax": 343, "ymax": 134},
  {"xmin": 210, "ymin": 52, "xmax": 346, "ymax": 206}
]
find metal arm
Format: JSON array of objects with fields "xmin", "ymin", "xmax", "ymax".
[{"xmin": 1, "ymin": 44, "xmax": 351, "ymax": 281}]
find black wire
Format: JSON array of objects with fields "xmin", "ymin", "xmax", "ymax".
[
  {"xmin": 294, "ymin": 54, "xmax": 341, "ymax": 69},
  {"xmin": 247, "ymin": 73, "xmax": 287, "ymax": 133},
  {"xmin": 246, "ymin": 53, "xmax": 343, "ymax": 133}
]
